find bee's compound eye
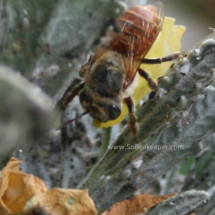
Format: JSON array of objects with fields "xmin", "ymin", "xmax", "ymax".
[{"xmin": 108, "ymin": 104, "xmax": 121, "ymax": 120}]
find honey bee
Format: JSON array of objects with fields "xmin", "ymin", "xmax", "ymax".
[{"xmin": 60, "ymin": 2, "xmax": 182, "ymax": 136}]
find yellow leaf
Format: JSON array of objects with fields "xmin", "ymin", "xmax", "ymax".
[{"xmin": 94, "ymin": 17, "xmax": 186, "ymax": 128}]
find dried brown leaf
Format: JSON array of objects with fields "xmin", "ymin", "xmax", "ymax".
[
  {"xmin": 24, "ymin": 188, "xmax": 96, "ymax": 215},
  {"xmin": 101, "ymin": 193, "xmax": 176, "ymax": 215},
  {"xmin": 0, "ymin": 157, "xmax": 48, "ymax": 215}
]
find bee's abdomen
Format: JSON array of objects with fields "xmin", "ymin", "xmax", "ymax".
[{"xmin": 113, "ymin": 4, "xmax": 163, "ymax": 58}]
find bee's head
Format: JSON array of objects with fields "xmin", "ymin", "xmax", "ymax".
[{"xmin": 79, "ymin": 87, "xmax": 121, "ymax": 122}]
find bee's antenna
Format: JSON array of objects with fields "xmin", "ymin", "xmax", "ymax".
[{"xmin": 57, "ymin": 111, "xmax": 89, "ymax": 130}]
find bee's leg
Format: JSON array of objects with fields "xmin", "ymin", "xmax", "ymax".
[
  {"xmin": 138, "ymin": 68, "xmax": 157, "ymax": 91},
  {"xmin": 79, "ymin": 64, "xmax": 88, "ymax": 77},
  {"xmin": 79, "ymin": 56, "xmax": 93, "ymax": 77},
  {"xmin": 142, "ymin": 52, "xmax": 185, "ymax": 64},
  {"xmin": 58, "ymin": 82, "xmax": 85, "ymax": 111},
  {"xmin": 124, "ymin": 97, "xmax": 138, "ymax": 137}
]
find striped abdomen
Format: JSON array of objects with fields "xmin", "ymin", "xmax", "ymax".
[{"xmin": 111, "ymin": 3, "xmax": 164, "ymax": 59}]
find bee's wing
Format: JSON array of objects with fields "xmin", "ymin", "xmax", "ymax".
[
  {"xmin": 90, "ymin": 2, "xmax": 164, "ymax": 87},
  {"xmin": 114, "ymin": 2, "xmax": 165, "ymax": 88}
]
